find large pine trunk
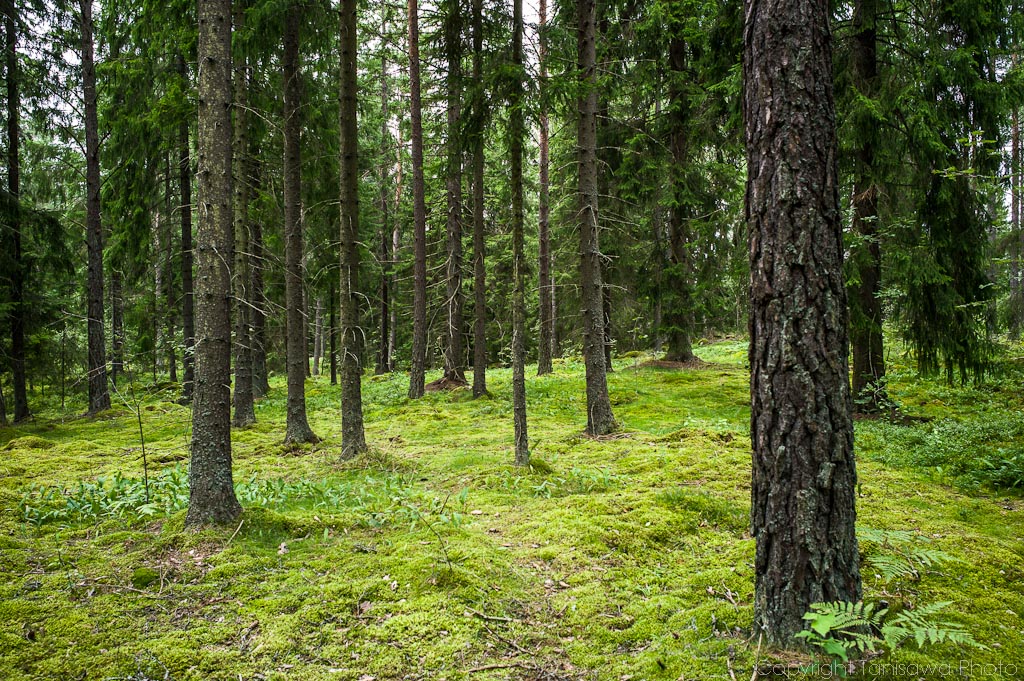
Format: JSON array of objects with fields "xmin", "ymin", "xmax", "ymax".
[
  {"xmin": 471, "ymin": 0, "xmax": 487, "ymax": 398},
  {"xmin": 744, "ymin": 0, "xmax": 861, "ymax": 644},
  {"xmin": 510, "ymin": 0, "xmax": 528, "ymax": 465},
  {"xmin": 187, "ymin": 0, "xmax": 241, "ymax": 526},
  {"xmin": 376, "ymin": 47, "xmax": 391, "ymax": 376},
  {"xmin": 442, "ymin": 4, "xmax": 466, "ymax": 385},
  {"xmin": 339, "ymin": 0, "xmax": 367, "ymax": 457},
  {"xmin": 577, "ymin": 0, "xmax": 615, "ymax": 435},
  {"xmin": 5, "ymin": 0, "xmax": 28, "ymax": 422},
  {"xmin": 283, "ymin": 2, "xmax": 317, "ymax": 443},
  {"xmin": 250, "ymin": 167, "xmax": 269, "ymax": 397},
  {"xmin": 536, "ymin": 0, "xmax": 553, "ymax": 377},
  {"xmin": 81, "ymin": 0, "xmax": 110, "ymax": 415},
  {"xmin": 849, "ymin": 0, "xmax": 886, "ymax": 411},
  {"xmin": 178, "ymin": 53, "xmax": 197, "ymax": 403},
  {"xmin": 663, "ymin": 36, "xmax": 696, "ymax": 364},
  {"xmin": 232, "ymin": 5, "xmax": 256, "ymax": 427},
  {"xmin": 407, "ymin": 0, "xmax": 428, "ymax": 399}
]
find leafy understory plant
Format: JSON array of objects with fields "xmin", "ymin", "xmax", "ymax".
[
  {"xmin": 796, "ymin": 600, "xmax": 985, "ymax": 669},
  {"xmin": 858, "ymin": 527, "xmax": 953, "ymax": 584}
]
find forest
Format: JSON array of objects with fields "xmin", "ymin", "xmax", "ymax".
[{"xmin": 1, "ymin": 0, "xmax": 1023, "ymax": 677}]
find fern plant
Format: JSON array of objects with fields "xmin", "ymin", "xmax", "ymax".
[
  {"xmin": 858, "ymin": 527, "xmax": 952, "ymax": 584},
  {"xmin": 797, "ymin": 600, "xmax": 985, "ymax": 668}
]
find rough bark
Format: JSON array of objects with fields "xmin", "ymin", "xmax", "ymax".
[
  {"xmin": 389, "ymin": 129, "xmax": 402, "ymax": 373},
  {"xmin": 312, "ymin": 296, "xmax": 323, "ymax": 376},
  {"xmin": 339, "ymin": 0, "xmax": 367, "ymax": 457},
  {"xmin": 471, "ymin": 0, "xmax": 488, "ymax": 398},
  {"xmin": 81, "ymin": 0, "xmax": 110, "ymax": 415},
  {"xmin": 110, "ymin": 267, "xmax": 125, "ymax": 387},
  {"xmin": 577, "ymin": 0, "xmax": 615, "ymax": 435},
  {"xmin": 536, "ymin": 0, "xmax": 553, "ymax": 377},
  {"xmin": 179, "ymin": 54, "xmax": 196, "ymax": 402},
  {"xmin": 232, "ymin": 4, "xmax": 256, "ymax": 428},
  {"xmin": 849, "ymin": 0, "xmax": 885, "ymax": 411},
  {"xmin": 663, "ymin": 36, "xmax": 696, "ymax": 363},
  {"xmin": 164, "ymin": 164, "xmax": 177, "ymax": 383},
  {"xmin": 187, "ymin": 0, "xmax": 242, "ymax": 526},
  {"xmin": 250, "ymin": 169, "xmax": 269, "ymax": 397},
  {"xmin": 510, "ymin": 0, "xmax": 528, "ymax": 465},
  {"xmin": 5, "ymin": 0, "xmax": 28, "ymax": 422},
  {"xmin": 442, "ymin": 4, "xmax": 466, "ymax": 385},
  {"xmin": 407, "ymin": 0, "xmax": 428, "ymax": 399},
  {"xmin": 744, "ymin": 0, "xmax": 861, "ymax": 645},
  {"xmin": 283, "ymin": 2, "xmax": 317, "ymax": 443},
  {"xmin": 330, "ymin": 278, "xmax": 337, "ymax": 384},
  {"xmin": 376, "ymin": 46, "xmax": 391, "ymax": 376}
]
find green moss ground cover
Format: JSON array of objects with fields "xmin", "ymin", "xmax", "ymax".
[{"xmin": 1, "ymin": 340, "xmax": 1023, "ymax": 679}]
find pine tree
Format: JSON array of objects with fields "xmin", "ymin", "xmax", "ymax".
[
  {"xmin": 338, "ymin": 0, "xmax": 366, "ymax": 457},
  {"xmin": 4, "ymin": 0, "xmax": 28, "ymax": 422},
  {"xmin": 577, "ymin": 0, "xmax": 615, "ymax": 436},
  {"xmin": 510, "ymin": 0, "xmax": 528, "ymax": 465},
  {"xmin": 407, "ymin": 0, "xmax": 428, "ymax": 399},
  {"xmin": 81, "ymin": 0, "xmax": 111, "ymax": 415},
  {"xmin": 187, "ymin": 0, "xmax": 242, "ymax": 526},
  {"xmin": 283, "ymin": 1, "xmax": 317, "ymax": 443},
  {"xmin": 745, "ymin": 0, "xmax": 861, "ymax": 644},
  {"xmin": 536, "ymin": 0, "xmax": 554, "ymax": 377},
  {"xmin": 470, "ymin": 0, "xmax": 488, "ymax": 398}
]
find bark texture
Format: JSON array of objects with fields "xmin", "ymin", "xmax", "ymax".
[
  {"xmin": 376, "ymin": 46, "xmax": 392, "ymax": 376},
  {"xmin": 179, "ymin": 53, "xmax": 196, "ymax": 402},
  {"xmin": 849, "ymin": 0, "xmax": 885, "ymax": 411},
  {"xmin": 577, "ymin": 0, "xmax": 615, "ymax": 435},
  {"xmin": 339, "ymin": 0, "xmax": 367, "ymax": 457},
  {"xmin": 407, "ymin": 0, "xmax": 428, "ymax": 399},
  {"xmin": 744, "ymin": 0, "xmax": 861, "ymax": 645},
  {"xmin": 664, "ymin": 35, "xmax": 696, "ymax": 363},
  {"xmin": 188, "ymin": 0, "xmax": 242, "ymax": 526},
  {"xmin": 232, "ymin": 4, "xmax": 255, "ymax": 427},
  {"xmin": 283, "ymin": 2, "xmax": 317, "ymax": 443},
  {"xmin": 471, "ymin": 0, "xmax": 487, "ymax": 398},
  {"xmin": 81, "ymin": 0, "xmax": 110, "ymax": 415},
  {"xmin": 5, "ymin": 0, "xmax": 28, "ymax": 422},
  {"xmin": 250, "ymin": 183, "xmax": 269, "ymax": 397},
  {"xmin": 510, "ymin": 0, "xmax": 528, "ymax": 465},
  {"xmin": 442, "ymin": 4, "xmax": 466, "ymax": 384},
  {"xmin": 536, "ymin": 0, "xmax": 554, "ymax": 377}
]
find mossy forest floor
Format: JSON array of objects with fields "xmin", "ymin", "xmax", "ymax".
[{"xmin": 2, "ymin": 340, "xmax": 1023, "ymax": 680}]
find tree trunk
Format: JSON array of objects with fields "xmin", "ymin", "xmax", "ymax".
[
  {"xmin": 164, "ymin": 162, "xmax": 177, "ymax": 383},
  {"xmin": 663, "ymin": 36, "xmax": 696, "ymax": 363},
  {"xmin": 849, "ymin": 0, "xmax": 885, "ymax": 411},
  {"xmin": 5, "ymin": 0, "xmax": 28, "ymax": 422},
  {"xmin": 376, "ymin": 45, "xmax": 391, "ymax": 376},
  {"xmin": 330, "ymin": 278, "xmax": 338, "ymax": 384},
  {"xmin": 470, "ymin": 0, "xmax": 488, "ymax": 398},
  {"xmin": 232, "ymin": 3, "xmax": 256, "ymax": 427},
  {"xmin": 602, "ymin": 284, "xmax": 614, "ymax": 370},
  {"xmin": 407, "ymin": 0, "xmax": 428, "ymax": 399},
  {"xmin": 339, "ymin": 0, "xmax": 368, "ymax": 457},
  {"xmin": 389, "ymin": 126, "xmax": 403, "ymax": 374},
  {"xmin": 283, "ymin": 1, "xmax": 317, "ymax": 443},
  {"xmin": 110, "ymin": 267, "xmax": 125, "ymax": 387},
  {"xmin": 81, "ymin": 0, "xmax": 110, "ymax": 415},
  {"xmin": 1012, "ymin": 50, "xmax": 1021, "ymax": 337},
  {"xmin": 510, "ymin": 0, "xmax": 529, "ymax": 464},
  {"xmin": 577, "ymin": 0, "xmax": 615, "ymax": 435},
  {"xmin": 250, "ymin": 165, "xmax": 269, "ymax": 397},
  {"xmin": 312, "ymin": 296, "xmax": 323, "ymax": 376},
  {"xmin": 536, "ymin": 0, "xmax": 553, "ymax": 377},
  {"xmin": 744, "ymin": 0, "xmax": 861, "ymax": 645},
  {"xmin": 178, "ymin": 53, "xmax": 197, "ymax": 402},
  {"xmin": 187, "ymin": 0, "xmax": 242, "ymax": 526},
  {"xmin": 442, "ymin": 2, "xmax": 466, "ymax": 385}
]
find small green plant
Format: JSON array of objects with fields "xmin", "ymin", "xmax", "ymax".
[
  {"xmin": 858, "ymin": 527, "xmax": 953, "ymax": 584},
  {"xmin": 796, "ymin": 600, "xmax": 984, "ymax": 667}
]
